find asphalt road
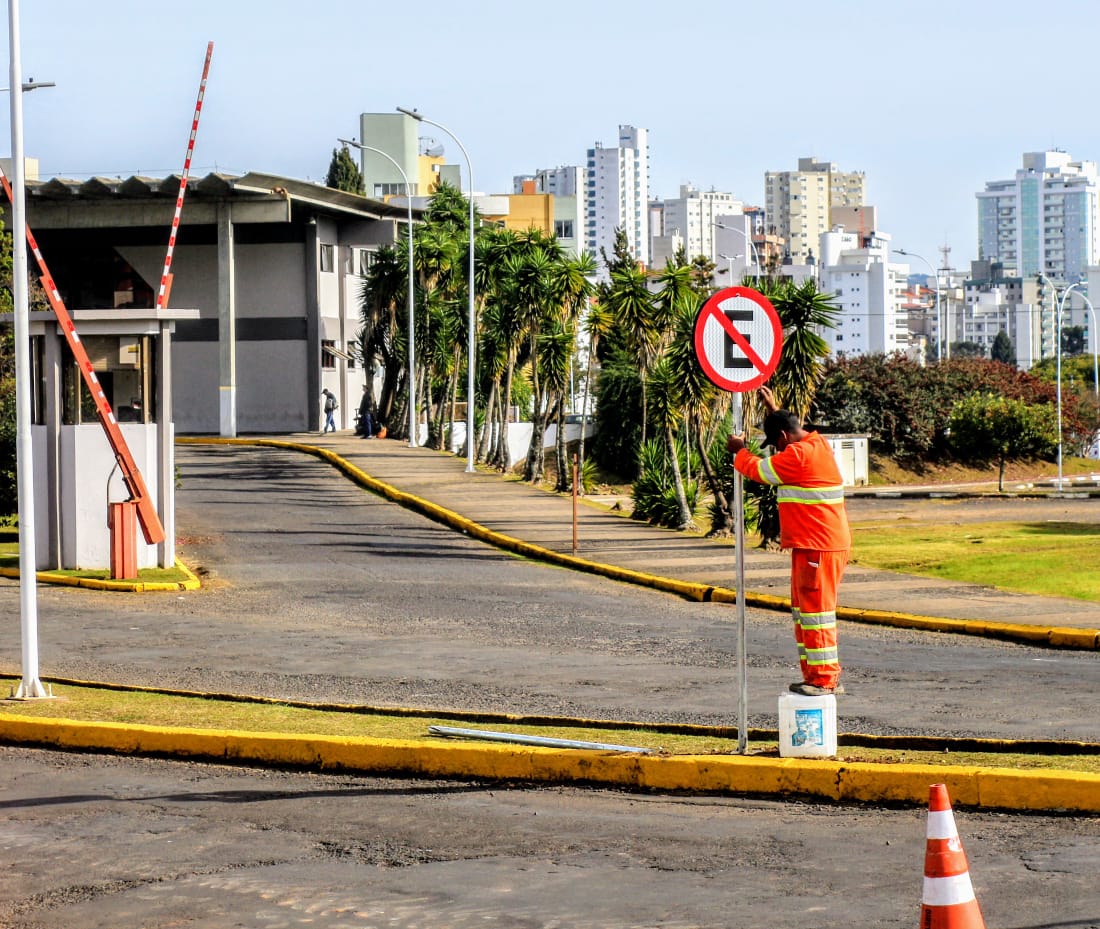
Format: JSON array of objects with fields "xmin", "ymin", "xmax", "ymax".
[
  {"xmin": 2, "ymin": 746, "xmax": 1098, "ymax": 929},
  {"xmin": 1, "ymin": 443, "xmax": 1096, "ymax": 740},
  {"xmin": 1, "ymin": 443, "xmax": 1099, "ymax": 928}
]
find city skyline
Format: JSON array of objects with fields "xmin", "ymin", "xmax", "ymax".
[{"xmin": 3, "ymin": 0, "xmax": 1097, "ymax": 275}]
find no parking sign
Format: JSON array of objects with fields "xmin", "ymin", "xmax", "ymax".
[
  {"xmin": 691, "ymin": 286, "xmax": 782, "ymax": 755},
  {"xmin": 693, "ymin": 287, "xmax": 782, "ymax": 392}
]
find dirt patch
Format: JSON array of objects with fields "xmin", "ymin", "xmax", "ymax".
[{"xmin": 869, "ymin": 455, "xmax": 1100, "ymax": 487}]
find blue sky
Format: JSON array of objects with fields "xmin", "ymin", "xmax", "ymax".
[{"xmin": 4, "ymin": 0, "xmax": 1098, "ymax": 274}]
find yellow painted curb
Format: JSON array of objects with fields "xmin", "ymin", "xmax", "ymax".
[
  {"xmin": 0, "ymin": 711, "xmax": 1096, "ymax": 813},
  {"xmin": 178, "ymin": 438, "xmax": 1100, "ymax": 652},
  {"xmin": 0, "ymin": 559, "xmax": 201, "ymax": 592}
]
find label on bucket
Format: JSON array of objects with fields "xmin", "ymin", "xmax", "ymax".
[{"xmin": 791, "ymin": 708, "xmax": 824, "ymax": 747}]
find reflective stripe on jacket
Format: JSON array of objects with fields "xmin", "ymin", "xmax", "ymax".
[{"xmin": 734, "ymin": 431, "xmax": 851, "ymax": 552}]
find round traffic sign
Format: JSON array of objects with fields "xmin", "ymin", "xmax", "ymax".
[{"xmin": 692, "ymin": 287, "xmax": 782, "ymax": 393}]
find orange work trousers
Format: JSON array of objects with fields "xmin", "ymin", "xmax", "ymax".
[{"xmin": 790, "ymin": 548, "xmax": 848, "ymax": 689}]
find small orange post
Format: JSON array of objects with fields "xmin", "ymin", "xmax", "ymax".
[{"xmin": 108, "ymin": 501, "xmax": 139, "ymax": 579}]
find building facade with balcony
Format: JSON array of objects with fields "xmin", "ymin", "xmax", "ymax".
[
  {"xmin": 818, "ymin": 228, "xmax": 907, "ymax": 357},
  {"xmin": 765, "ymin": 157, "xmax": 865, "ymax": 264},
  {"xmin": 977, "ymin": 150, "xmax": 1099, "ymax": 283},
  {"xmin": 585, "ymin": 125, "xmax": 650, "ymax": 274}
]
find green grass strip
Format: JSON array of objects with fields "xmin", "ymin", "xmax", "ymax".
[{"xmin": 1, "ymin": 676, "xmax": 1098, "ymax": 775}]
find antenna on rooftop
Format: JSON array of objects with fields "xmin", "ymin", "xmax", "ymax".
[{"xmin": 939, "ymin": 243, "xmax": 952, "ymax": 271}]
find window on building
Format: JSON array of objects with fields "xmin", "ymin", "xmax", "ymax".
[
  {"xmin": 62, "ymin": 334, "xmax": 157, "ymax": 425},
  {"xmin": 320, "ymin": 244, "xmax": 335, "ymax": 273},
  {"xmin": 358, "ymin": 249, "xmax": 374, "ymax": 274},
  {"xmin": 321, "ymin": 340, "xmax": 337, "ymax": 369},
  {"xmin": 554, "ymin": 220, "xmax": 575, "ymax": 238},
  {"xmin": 346, "ymin": 341, "xmax": 358, "ymax": 369}
]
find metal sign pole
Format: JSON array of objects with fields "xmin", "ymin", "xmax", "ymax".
[
  {"xmin": 692, "ymin": 286, "xmax": 783, "ymax": 757},
  {"xmin": 732, "ymin": 392, "xmax": 748, "ymax": 753}
]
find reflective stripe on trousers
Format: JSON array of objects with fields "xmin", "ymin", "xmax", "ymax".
[{"xmin": 790, "ymin": 548, "xmax": 848, "ymax": 688}]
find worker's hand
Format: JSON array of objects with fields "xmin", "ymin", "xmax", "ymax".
[
  {"xmin": 726, "ymin": 433, "xmax": 747, "ymax": 455},
  {"xmin": 757, "ymin": 385, "xmax": 779, "ymax": 413}
]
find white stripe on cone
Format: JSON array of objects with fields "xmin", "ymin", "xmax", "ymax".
[
  {"xmin": 926, "ymin": 809, "xmax": 959, "ymax": 840},
  {"xmin": 923, "ymin": 873, "xmax": 978, "ymax": 908}
]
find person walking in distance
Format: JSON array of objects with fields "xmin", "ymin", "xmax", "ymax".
[
  {"xmin": 726, "ymin": 385, "xmax": 851, "ymax": 696},
  {"xmin": 356, "ymin": 385, "xmax": 374, "ymax": 438},
  {"xmin": 321, "ymin": 388, "xmax": 338, "ymax": 433}
]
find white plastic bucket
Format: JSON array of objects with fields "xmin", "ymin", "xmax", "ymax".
[{"xmin": 778, "ymin": 693, "xmax": 838, "ymax": 758}]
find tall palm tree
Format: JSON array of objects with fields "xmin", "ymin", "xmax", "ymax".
[
  {"xmin": 664, "ymin": 294, "xmax": 737, "ymax": 535},
  {"xmin": 763, "ymin": 278, "xmax": 839, "ymax": 421},
  {"xmin": 551, "ymin": 252, "xmax": 596, "ymax": 490},
  {"xmin": 577, "ymin": 297, "xmax": 614, "ymax": 485},
  {"xmin": 605, "ymin": 265, "xmax": 659, "ymax": 447},
  {"xmin": 646, "ymin": 357, "xmax": 696, "ymax": 531},
  {"xmin": 748, "ymin": 277, "xmax": 841, "ymax": 547}
]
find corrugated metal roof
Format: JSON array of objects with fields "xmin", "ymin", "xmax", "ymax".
[{"xmin": 21, "ymin": 170, "xmax": 418, "ymax": 222}]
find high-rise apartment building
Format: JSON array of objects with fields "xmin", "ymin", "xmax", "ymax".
[
  {"xmin": 962, "ymin": 261, "xmax": 1047, "ymax": 370},
  {"xmin": 976, "ymin": 150, "xmax": 1099, "ymax": 283},
  {"xmin": 586, "ymin": 125, "xmax": 650, "ymax": 273},
  {"xmin": 765, "ymin": 157, "xmax": 865, "ymax": 263},
  {"xmin": 818, "ymin": 228, "xmax": 908, "ymax": 357},
  {"xmin": 656, "ymin": 184, "xmax": 743, "ymax": 265}
]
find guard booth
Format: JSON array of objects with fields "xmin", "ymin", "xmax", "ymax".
[{"xmin": 21, "ymin": 307, "xmax": 197, "ymax": 572}]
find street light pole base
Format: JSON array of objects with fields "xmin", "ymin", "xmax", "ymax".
[{"xmin": 10, "ymin": 677, "xmax": 54, "ymax": 700}]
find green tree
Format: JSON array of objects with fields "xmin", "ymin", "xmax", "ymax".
[
  {"xmin": 325, "ymin": 145, "xmax": 365, "ymax": 196},
  {"xmin": 746, "ymin": 278, "xmax": 840, "ymax": 547},
  {"xmin": 991, "ymin": 329, "xmax": 1015, "ymax": 365},
  {"xmin": 576, "ymin": 299, "xmax": 614, "ymax": 484},
  {"xmin": 1062, "ymin": 325, "xmax": 1087, "ymax": 356},
  {"xmin": 813, "ymin": 354, "xmax": 1079, "ymax": 464},
  {"xmin": 948, "ymin": 393, "xmax": 1058, "ymax": 490},
  {"xmin": 604, "ymin": 264, "xmax": 659, "ymax": 448},
  {"xmin": 761, "ymin": 278, "xmax": 840, "ymax": 423},
  {"xmin": 951, "ymin": 340, "xmax": 986, "ymax": 359},
  {"xmin": 592, "ymin": 345, "xmax": 643, "ymax": 479},
  {"xmin": 360, "ymin": 181, "xmax": 476, "ymax": 450}
]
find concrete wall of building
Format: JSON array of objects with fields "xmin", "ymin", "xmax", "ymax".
[{"xmin": 504, "ymin": 192, "xmax": 554, "ymax": 235}]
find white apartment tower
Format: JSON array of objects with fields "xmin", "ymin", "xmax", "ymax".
[
  {"xmin": 818, "ymin": 228, "xmax": 908, "ymax": 357},
  {"xmin": 586, "ymin": 125, "xmax": 650, "ymax": 272},
  {"xmin": 977, "ymin": 150, "xmax": 1099, "ymax": 283},
  {"xmin": 765, "ymin": 157, "xmax": 866, "ymax": 264},
  {"xmin": 658, "ymin": 184, "xmax": 743, "ymax": 265}
]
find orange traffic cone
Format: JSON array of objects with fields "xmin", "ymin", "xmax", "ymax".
[{"xmin": 920, "ymin": 783, "xmax": 985, "ymax": 929}]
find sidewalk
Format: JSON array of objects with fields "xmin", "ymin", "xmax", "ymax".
[{"xmin": 249, "ymin": 433, "xmax": 1100, "ymax": 649}]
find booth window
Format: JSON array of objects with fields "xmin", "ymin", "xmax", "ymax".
[{"xmin": 62, "ymin": 334, "xmax": 156, "ymax": 425}]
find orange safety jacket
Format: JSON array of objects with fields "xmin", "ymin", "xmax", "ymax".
[{"xmin": 734, "ymin": 431, "xmax": 851, "ymax": 552}]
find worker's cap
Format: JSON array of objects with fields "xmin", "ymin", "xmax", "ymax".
[{"xmin": 762, "ymin": 410, "xmax": 800, "ymax": 447}]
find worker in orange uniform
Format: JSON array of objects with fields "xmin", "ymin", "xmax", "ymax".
[{"xmin": 726, "ymin": 385, "xmax": 851, "ymax": 696}]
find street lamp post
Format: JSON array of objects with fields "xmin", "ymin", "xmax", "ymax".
[
  {"xmin": 339, "ymin": 138, "xmax": 417, "ymax": 448},
  {"xmin": 717, "ymin": 252, "xmax": 742, "ymax": 282},
  {"xmin": 895, "ymin": 249, "xmax": 941, "ymax": 362},
  {"xmin": 6, "ymin": 0, "xmax": 51, "ymax": 698},
  {"xmin": 1056, "ymin": 281, "xmax": 1087, "ymax": 488},
  {"xmin": 714, "ymin": 220, "xmax": 760, "ymax": 279},
  {"xmin": 397, "ymin": 107, "xmax": 477, "ymax": 472}
]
